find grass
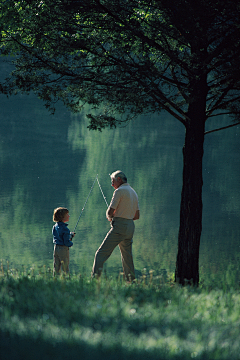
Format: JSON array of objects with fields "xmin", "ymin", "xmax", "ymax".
[{"xmin": 0, "ymin": 263, "xmax": 240, "ymax": 360}]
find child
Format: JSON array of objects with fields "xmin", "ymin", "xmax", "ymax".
[{"xmin": 52, "ymin": 207, "xmax": 75, "ymax": 275}]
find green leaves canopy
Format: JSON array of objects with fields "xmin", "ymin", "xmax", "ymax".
[{"xmin": 1, "ymin": 0, "xmax": 240, "ymax": 130}]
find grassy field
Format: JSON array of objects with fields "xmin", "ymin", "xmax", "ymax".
[{"xmin": 0, "ymin": 264, "xmax": 240, "ymax": 360}]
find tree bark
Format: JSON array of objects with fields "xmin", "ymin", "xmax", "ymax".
[{"xmin": 175, "ymin": 78, "xmax": 207, "ymax": 286}]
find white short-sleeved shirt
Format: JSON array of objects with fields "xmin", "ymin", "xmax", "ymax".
[{"xmin": 109, "ymin": 183, "xmax": 139, "ymax": 219}]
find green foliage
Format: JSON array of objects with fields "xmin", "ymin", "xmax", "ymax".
[
  {"xmin": 1, "ymin": 0, "xmax": 240, "ymax": 127},
  {"xmin": 1, "ymin": 266, "xmax": 240, "ymax": 359},
  {"xmin": 86, "ymin": 113, "xmax": 117, "ymax": 131}
]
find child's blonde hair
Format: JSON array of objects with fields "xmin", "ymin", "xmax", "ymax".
[{"xmin": 53, "ymin": 207, "xmax": 69, "ymax": 222}]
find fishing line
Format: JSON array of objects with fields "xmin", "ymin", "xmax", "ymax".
[
  {"xmin": 97, "ymin": 176, "xmax": 109, "ymax": 207},
  {"xmin": 72, "ymin": 174, "xmax": 98, "ymax": 233},
  {"xmin": 72, "ymin": 174, "xmax": 109, "ymax": 237}
]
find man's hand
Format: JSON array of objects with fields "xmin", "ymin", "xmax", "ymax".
[
  {"xmin": 106, "ymin": 207, "xmax": 115, "ymax": 221},
  {"xmin": 133, "ymin": 210, "xmax": 140, "ymax": 220}
]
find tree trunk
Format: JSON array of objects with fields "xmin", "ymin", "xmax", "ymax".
[{"xmin": 175, "ymin": 82, "xmax": 207, "ymax": 286}]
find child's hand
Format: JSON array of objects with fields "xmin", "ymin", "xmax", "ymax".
[{"xmin": 70, "ymin": 232, "xmax": 76, "ymax": 239}]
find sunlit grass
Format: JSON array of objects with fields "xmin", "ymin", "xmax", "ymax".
[{"xmin": 0, "ymin": 261, "xmax": 240, "ymax": 359}]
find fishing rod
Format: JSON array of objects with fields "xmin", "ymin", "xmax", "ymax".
[
  {"xmin": 97, "ymin": 176, "xmax": 109, "ymax": 208},
  {"xmin": 71, "ymin": 174, "xmax": 98, "ymax": 236},
  {"xmin": 71, "ymin": 174, "xmax": 109, "ymax": 237},
  {"xmin": 70, "ymin": 174, "xmax": 109, "ymax": 238}
]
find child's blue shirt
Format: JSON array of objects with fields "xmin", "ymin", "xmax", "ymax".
[{"xmin": 52, "ymin": 222, "xmax": 73, "ymax": 247}]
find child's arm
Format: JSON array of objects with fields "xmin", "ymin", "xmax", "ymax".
[{"xmin": 63, "ymin": 230, "xmax": 74, "ymax": 247}]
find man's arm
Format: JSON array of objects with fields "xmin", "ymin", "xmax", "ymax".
[
  {"xmin": 106, "ymin": 207, "xmax": 115, "ymax": 221},
  {"xmin": 133, "ymin": 210, "xmax": 140, "ymax": 220}
]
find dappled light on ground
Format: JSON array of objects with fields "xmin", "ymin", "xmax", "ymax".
[{"xmin": 0, "ymin": 266, "xmax": 240, "ymax": 359}]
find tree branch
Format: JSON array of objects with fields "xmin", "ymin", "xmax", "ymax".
[{"xmin": 204, "ymin": 122, "xmax": 240, "ymax": 135}]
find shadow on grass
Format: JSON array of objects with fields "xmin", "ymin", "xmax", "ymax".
[
  {"xmin": 0, "ymin": 275, "xmax": 237, "ymax": 360},
  {"xmin": 0, "ymin": 328, "xmax": 207, "ymax": 360}
]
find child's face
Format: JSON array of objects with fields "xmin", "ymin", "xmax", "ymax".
[{"xmin": 62, "ymin": 212, "xmax": 70, "ymax": 223}]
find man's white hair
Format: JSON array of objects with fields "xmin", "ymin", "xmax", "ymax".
[{"xmin": 110, "ymin": 170, "xmax": 127, "ymax": 183}]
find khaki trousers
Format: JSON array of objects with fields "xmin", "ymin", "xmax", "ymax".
[
  {"xmin": 53, "ymin": 245, "xmax": 70, "ymax": 275},
  {"xmin": 92, "ymin": 217, "xmax": 135, "ymax": 281}
]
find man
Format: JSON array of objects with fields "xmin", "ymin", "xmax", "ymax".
[{"xmin": 91, "ymin": 170, "xmax": 140, "ymax": 281}]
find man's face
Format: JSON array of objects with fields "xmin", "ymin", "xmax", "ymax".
[{"xmin": 111, "ymin": 176, "xmax": 122, "ymax": 189}]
